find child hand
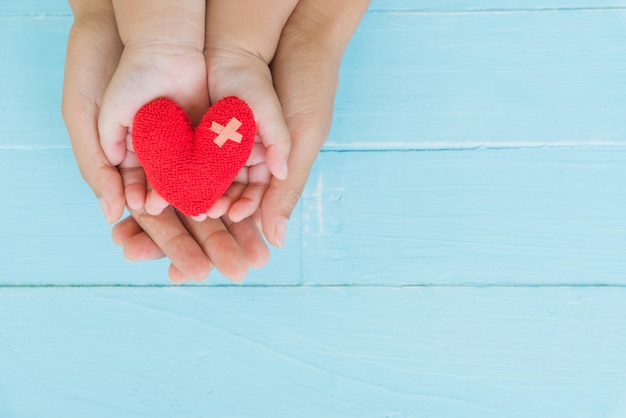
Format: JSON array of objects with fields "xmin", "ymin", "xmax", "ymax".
[
  {"xmin": 195, "ymin": 0, "xmax": 298, "ymax": 223},
  {"xmin": 97, "ymin": 0, "xmax": 208, "ymax": 215}
]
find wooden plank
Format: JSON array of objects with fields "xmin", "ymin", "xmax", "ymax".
[
  {"xmin": 369, "ymin": 0, "xmax": 626, "ymax": 11},
  {"xmin": 0, "ymin": 2, "xmax": 71, "ymax": 15},
  {"xmin": 3, "ymin": 147, "xmax": 625, "ymax": 286},
  {"xmin": 0, "ymin": 149, "xmax": 302, "ymax": 285},
  {"xmin": 3, "ymin": 1, "xmax": 623, "ymax": 15},
  {"xmin": 332, "ymin": 8, "xmax": 626, "ymax": 149},
  {"xmin": 0, "ymin": 16, "xmax": 69, "ymax": 147},
  {"xmin": 4, "ymin": 9, "xmax": 626, "ymax": 149},
  {"xmin": 0, "ymin": 286, "xmax": 624, "ymax": 417},
  {"xmin": 302, "ymin": 148, "xmax": 626, "ymax": 285}
]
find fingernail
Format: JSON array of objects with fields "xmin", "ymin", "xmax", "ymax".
[
  {"xmin": 275, "ymin": 217, "xmax": 288, "ymax": 248},
  {"xmin": 98, "ymin": 198, "xmax": 111, "ymax": 224}
]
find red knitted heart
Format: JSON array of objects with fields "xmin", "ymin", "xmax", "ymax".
[{"xmin": 132, "ymin": 97, "xmax": 256, "ymax": 216}]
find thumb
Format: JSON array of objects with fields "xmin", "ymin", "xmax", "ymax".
[
  {"xmin": 260, "ymin": 146, "xmax": 314, "ymax": 248},
  {"xmin": 261, "ymin": 36, "xmax": 338, "ymax": 247},
  {"xmin": 260, "ymin": 90, "xmax": 335, "ymax": 247}
]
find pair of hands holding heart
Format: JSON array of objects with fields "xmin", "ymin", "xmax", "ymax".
[{"xmin": 62, "ymin": 0, "xmax": 369, "ymax": 283}]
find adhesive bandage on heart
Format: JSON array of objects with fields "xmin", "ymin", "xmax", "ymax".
[{"xmin": 132, "ymin": 96, "xmax": 256, "ymax": 217}]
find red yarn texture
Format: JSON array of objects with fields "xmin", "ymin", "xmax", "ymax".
[{"xmin": 132, "ymin": 97, "xmax": 256, "ymax": 216}]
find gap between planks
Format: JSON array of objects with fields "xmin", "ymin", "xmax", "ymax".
[
  {"xmin": 368, "ymin": 6, "xmax": 626, "ymax": 14},
  {"xmin": 3, "ymin": 7, "xmax": 626, "ymax": 17},
  {"xmin": 1, "ymin": 284, "xmax": 626, "ymax": 289},
  {"xmin": 3, "ymin": 144, "xmax": 626, "ymax": 153}
]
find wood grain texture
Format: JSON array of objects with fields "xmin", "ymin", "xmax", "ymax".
[
  {"xmin": 332, "ymin": 9, "xmax": 626, "ymax": 149},
  {"xmin": 0, "ymin": 16, "xmax": 69, "ymax": 148},
  {"xmin": 302, "ymin": 148, "xmax": 626, "ymax": 285},
  {"xmin": 0, "ymin": 2, "xmax": 71, "ymax": 15},
  {"xmin": 3, "ymin": 147, "xmax": 624, "ymax": 285},
  {"xmin": 1, "ymin": 286, "xmax": 625, "ymax": 418}
]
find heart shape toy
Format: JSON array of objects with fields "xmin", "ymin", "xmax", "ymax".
[{"xmin": 132, "ymin": 97, "xmax": 256, "ymax": 216}]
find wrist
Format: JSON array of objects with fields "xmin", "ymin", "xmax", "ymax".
[
  {"xmin": 281, "ymin": 0, "xmax": 370, "ymax": 63},
  {"xmin": 112, "ymin": 0, "xmax": 205, "ymax": 53},
  {"xmin": 69, "ymin": 0, "xmax": 115, "ymax": 23}
]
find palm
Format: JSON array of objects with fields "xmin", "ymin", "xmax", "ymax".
[{"xmin": 100, "ymin": 48, "xmax": 209, "ymax": 213}]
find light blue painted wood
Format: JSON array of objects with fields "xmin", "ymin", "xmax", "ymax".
[
  {"xmin": 332, "ymin": 9, "xmax": 626, "ymax": 149},
  {"xmin": 1, "ymin": 286, "xmax": 625, "ymax": 418},
  {"xmin": 0, "ymin": 16, "xmax": 69, "ymax": 148},
  {"xmin": 3, "ymin": 148, "xmax": 625, "ymax": 285},
  {"xmin": 303, "ymin": 148, "xmax": 626, "ymax": 284},
  {"xmin": 0, "ymin": 149, "xmax": 302, "ymax": 285},
  {"xmin": 4, "ymin": 9, "xmax": 626, "ymax": 149},
  {"xmin": 369, "ymin": 0, "xmax": 626, "ymax": 11},
  {"xmin": 5, "ymin": 1, "xmax": 624, "ymax": 15},
  {"xmin": 0, "ymin": 3, "xmax": 71, "ymax": 15},
  {"xmin": 3, "ymin": 3, "xmax": 626, "ymax": 417}
]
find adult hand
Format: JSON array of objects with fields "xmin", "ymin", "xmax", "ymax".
[
  {"xmin": 62, "ymin": 0, "xmax": 270, "ymax": 283},
  {"xmin": 260, "ymin": 0, "xmax": 371, "ymax": 247},
  {"xmin": 62, "ymin": 0, "xmax": 125, "ymax": 225}
]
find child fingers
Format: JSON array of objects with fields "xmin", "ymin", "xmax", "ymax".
[
  {"xmin": 97, "ymin": 101, "xmax": 130, "ymax": 167},
  {"xmin": 119, "ymin": 166, "xmax": 147, "ymax": 211},
  {"xmin": 228, "ymin": 184, "xmax": 268, "ymax": 223},
  {"xmin": 145, "ymin": 189, "xmax": 170, "ymax": 216},
  {"xmin": 96, "ymin": 56, "xmax": 150, "ymax": 168},
  {"xmin": 192, "ymin": 213, "xmax": 208, "ymax": 222},
  {"xmin": 211, "ymin": 70, "xmax": 290, "ymax": 180},
  {"xmin": 206, "ymin": 196, "xmax": 232, "ymax": 220},
  {"xmin": 253, "ymin": 91, "xmax": 291, "ymax": 180},
  {"xmin": 206, "ymin": 169, "xmax": 249, "ymax": 219},
  {"xmin": 246, "ymin": 142, "xmax": 267, "ymax": 166},
  {"xmin": 228, "ymin": 163, "xmax": 270, "ymax": 222}
]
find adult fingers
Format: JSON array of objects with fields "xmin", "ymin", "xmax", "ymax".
[
  {"xmin": 112, "ymin": 215, "xmax": 144, "ymax": 246},
  {"xmin": 128, "ymin": 206, "xmax": 212, "ymax": 282},
  {"xmin": 260, "ymin": 0, "xmax": 370, "ymax": 247},
  {"xmin": 222, "ymin": 214, "xmax": 270, "ymax": 270},
  {"xmin": 260, "ymin": 40, "xmax": 337, "ymax": 247},
  {"xmin": 62, "ymin": 1, "xmax": 125, "ymax": 224},
  {"xmin": 113, "ymin": 212, "xmax": 267, "ymax": 279},
  {"xmin": 178, "ymin": 215, "xmax": 249, "ymax": 283}
]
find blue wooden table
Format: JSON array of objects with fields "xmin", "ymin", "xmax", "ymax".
[{"xmin": 1, "ymin": 1, "xmax": 625, "ymax": 417}]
